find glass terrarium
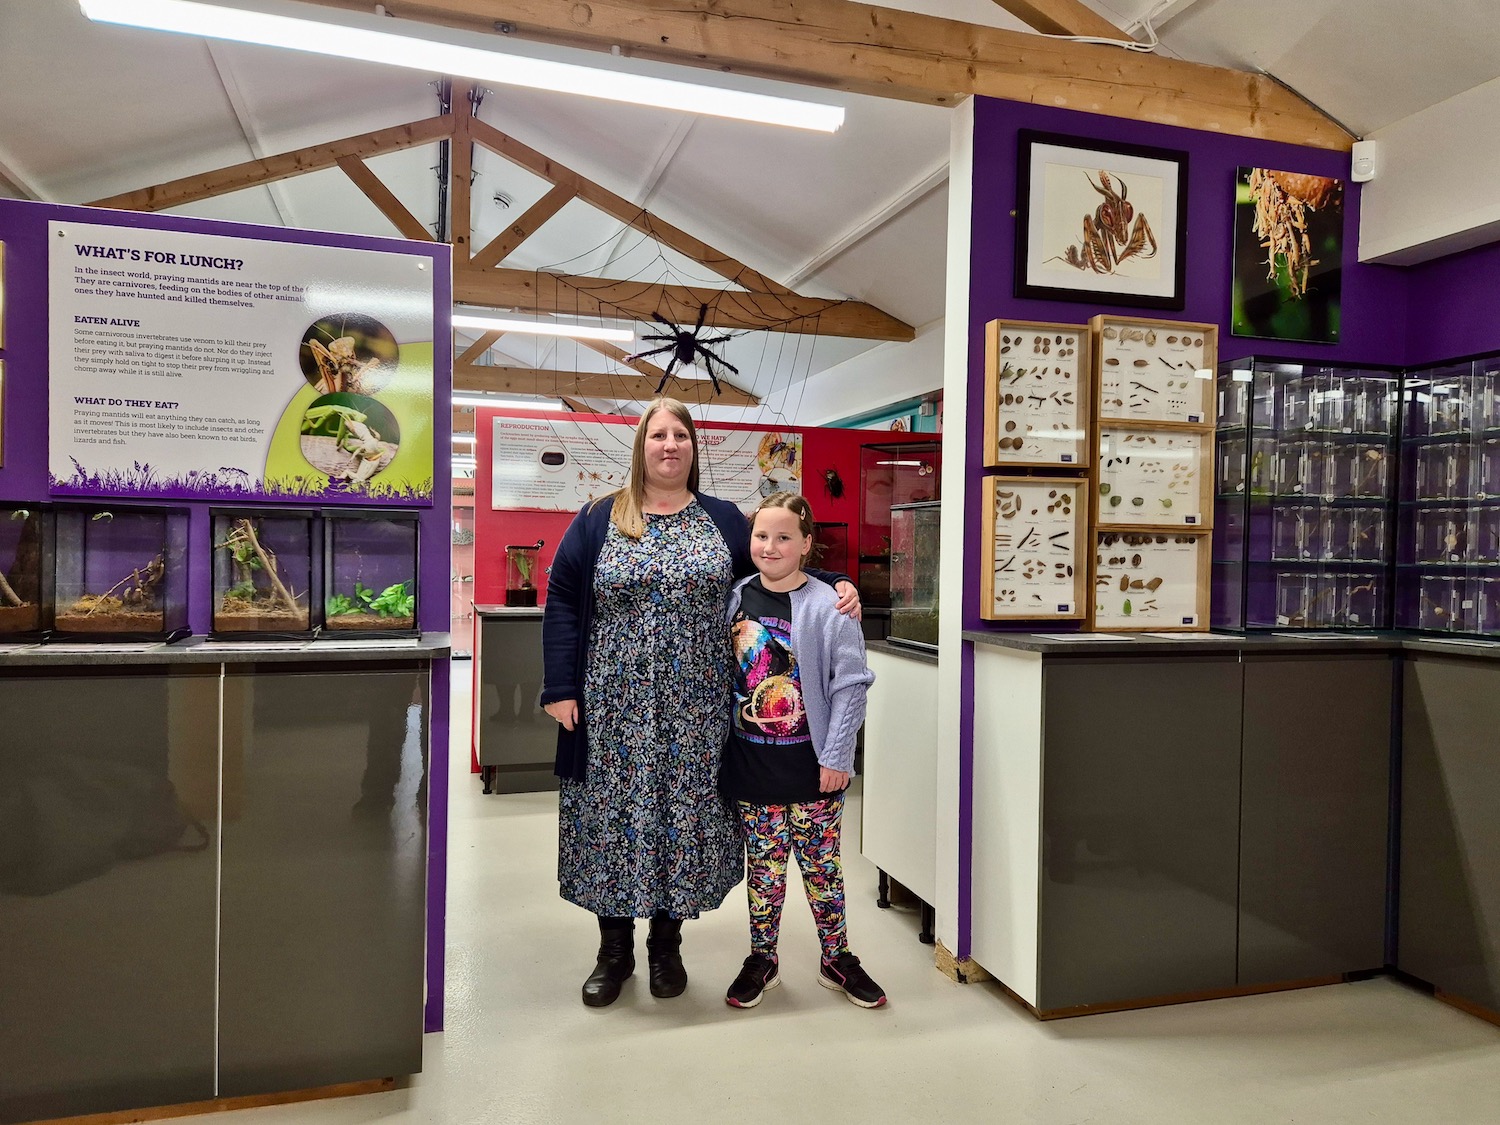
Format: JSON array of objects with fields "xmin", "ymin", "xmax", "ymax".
[
  {"xmin": 1213, "ymin": 359, "xmax": 1400, "ymax": 630},
  {"xmin": 1397, "ymin": 355, "xmax": 1500, "ymax": 636},
  {"xmin": 211, "ymin": 509, "xmax": 315, "ymax": 636},
  {"xmin": 52, "ymin": 505, "xmax": 189, "ymax": 641},
  {"xmin": 812, "ymin": 522, "xmax": 851, "ymax": 579},
  {"xmin": 321, "ymin": 510, "xmax": 418, "ymax": 636},
  {"xmin": 505, "ymin": 540, "xmax": 544, "ymax": 607},
  {"xmin": 0, "ymin": 503, "xmax": 52, "ymax": 640},
  {"xmin": 888, "ymin": 501, "xmax": 940, "ymax": 648},
  {"xmin": 858, "ymin": 441, "xmax": 941, "ymax": 608}
]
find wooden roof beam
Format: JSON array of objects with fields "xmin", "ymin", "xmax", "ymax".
[
  {"xmin": 470, "ymin": 183, "xmax": 576, "ymax": 270},
  {"xmin": 469, "ymin": 119, "xmax": 797, "ymax": 294},
  {"xmin": 89, "ymin": 115, "xmax": 455, "ymax": 212},
  {"xmin": 336, "ymin": 156, "xmax": 433, "ymax": 241},
  {"xmin": 990, "ymin": 0, "xmax": 1126, "ymax": 40},
  {"xmin": 456, "ymin": 360, "xmax": 758, "ymax": 406},
  {"xmin": 453, "ymin": 264, "xmax": 914, "ymax": 341},
  {"xmin": 305, "ymin": 0, "xmax": 1350, "ymax": 149}
]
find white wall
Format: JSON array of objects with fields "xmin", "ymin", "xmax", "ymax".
[
  {"xmin": 1360, "ymin": 74, "xmax": 1500, "ymax": 265},
  {"xmin": 768, "ymin": 319, "xmax": 946, "ymax": 426}
]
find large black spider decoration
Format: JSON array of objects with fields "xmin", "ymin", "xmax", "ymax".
[{"xmin": 627, "ymin": 304, "xmax": 739, "ymax": 395}]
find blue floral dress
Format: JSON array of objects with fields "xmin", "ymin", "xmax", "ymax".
[{"xmin": 557, "ymin": 502, "xmax": 743, "ymax": 918}]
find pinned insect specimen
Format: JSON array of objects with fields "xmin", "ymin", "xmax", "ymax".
[{"xmin": 1050, "ymin": 171, "xmax": 1158, "ymax": 275}]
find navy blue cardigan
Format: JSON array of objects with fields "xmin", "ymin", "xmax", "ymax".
[{"xmin": 541, "ymin": 493, "xmax": 846, "ymax": 781}]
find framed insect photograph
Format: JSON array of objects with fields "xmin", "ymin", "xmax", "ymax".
[
  {"xmin": 1231, "ymin": 166, "xmax": 1345, "ymax": 344},
  {"xmin": 1015, "ymin": 131, "xmax": 1189, "ymax": 310},
  {"xmin": 983, "ymin": 318, "xmax": 1091, "ymax": 468},
  {"xmin": 980, "ymin": 475, "xmax": 1087, "ymax": 621}
]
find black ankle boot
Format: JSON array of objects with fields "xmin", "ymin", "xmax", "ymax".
[
  {"xmin": 582, "ymin": 918, "xmax": 635, "ymax": 1008},
  {"xmin": 647, "ymin": 913, "xmax": 687, "ymax": 998}
]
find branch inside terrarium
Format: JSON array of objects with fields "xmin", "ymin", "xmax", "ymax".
[{"xmin": 222, "ymin": 519, "xmax": 300, "ymax": 614}]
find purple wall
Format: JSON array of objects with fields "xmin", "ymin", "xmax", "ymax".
[
  {"xmin": 0, "ymin": 196, "xmax": 454, "ymax": 1031},
  {"xmin": 963, "ymin": 98, "xmax": 1414, "ymax": 638},
  {"xmin": 1405, "ymin": 239, "xmax": 1500, "ymax": 364}
]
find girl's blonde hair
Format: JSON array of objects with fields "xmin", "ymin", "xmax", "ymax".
[
  {"xmin": 607, "ymin": 397, "xmax": 701, "ymax": 539},
  {"xmin": 751, "ymin": 491, "xmax": 816, "ymax": 539}
]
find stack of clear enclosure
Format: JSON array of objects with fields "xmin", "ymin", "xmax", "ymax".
[
  {"xmin": 52, "ymin": 504, "xmax": 190, "ymax": 641},
  {"xmin": 1213, "ymin": 360, "xmax": 1399, "ymax": 630},
  {"xmin": 1398, "ymin": 357, "xmax": 1500, "ymax": 635}
]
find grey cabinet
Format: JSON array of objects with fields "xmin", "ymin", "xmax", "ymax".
[
  {"xmin": 218, "ymin": 664, "xmax": 429, "ymax": 1097},
  {"xmin": 1039, "ymin": 656, "xmax": 1243, "ymax": 1011},
  {"xmin": 1399, "ymin": 654, "xmax": 1500, "ymax": 1012},
  {"xmin": 0, "ymin": 669, "xmax": 220, "ymax": 1124},
  {"xmin": 1240, "ymin": 656, "xmax": 1392, "ymax": 984},
  {"xmin": 475, "ymin": 611, "xmax": 558, "ymax": 793}
]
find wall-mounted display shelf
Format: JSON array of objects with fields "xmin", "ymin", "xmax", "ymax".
[
  {"xmin": 1093, "ymin": 531, "xmax": 1210, "ymax": 631},
  {"xmin": 1097, "ymin": 427, "xmax": 1212, "ymax": 529},
  {"xmin": 1397, "ymin": 355, "xmax": 1500, "ymax": 635},
  {"xmin": 980, "ymin": 476, "xmax": 1086, "ymax": 621},
  {"xmin": 983, "ymin": 319, "xmax": 1090, "ymax": 468},
  {"xmin": 1213, "ymin": 358, "xmax": 1400, "ymax": 631},
  {"xmin": 1091, "ymin": 314, "xmax": 1218, "ymax": 427}
]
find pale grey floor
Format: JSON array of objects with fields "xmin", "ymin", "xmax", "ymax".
[{"xmin": 201, "ymin": 672, "xmax": 1500, "ymax": 1125}]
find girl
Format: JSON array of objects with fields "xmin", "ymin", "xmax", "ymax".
[{"xmin": 721, "ymin": 492, "xmax": 885, "ymax": 1009}]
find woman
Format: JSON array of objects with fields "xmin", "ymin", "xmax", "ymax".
[{"xmin": 541, "ymin": 398, "xmax": 858, "ymax": 1008}]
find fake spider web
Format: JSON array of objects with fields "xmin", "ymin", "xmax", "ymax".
[{"xmin": 472, "ymin": 212, "xmax": 836, "ymax": 491}]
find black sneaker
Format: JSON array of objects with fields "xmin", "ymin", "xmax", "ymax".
[
  {"xmin": 725, "ymin": 953, "xmax": 780, "ymax": 1008},
  {"xmin": 818, "ymin": 952, "xmax": 887, "ymax": 1008}
]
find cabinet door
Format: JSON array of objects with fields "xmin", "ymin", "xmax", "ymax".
[
  {"xmin": 1038, "ymin": 656, "xmax": 1242, "ymax": 1013},
  {"xmin": 476, "ymin": 617, "xmax": 557, "ymax": 790},
  {"xmin": 217, "ymin": 665, "xmax": 428, "ymax": 1097},
  {"xmin": 0, "ymin": 669, "xmax": 219, "ymax": 1125},
  {"xmin": 1400, "ymin": 656, "xmax": 1500, "ymax": 1011},
  {"xmin": 1239, "ymin": 655, "xmax": 1391, "ymax": 985}
]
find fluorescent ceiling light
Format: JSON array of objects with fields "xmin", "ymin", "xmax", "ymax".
[
  {"xmin": 80, "ymin": 0, "xmax": 845, "ymax": 132},
  {"xmin": 452, "ymin": 394, "xmax": 558, "ymax": 411},
  {"xmin": 451, "ymin": 313, "xmax": 633, "ymax": 343}
]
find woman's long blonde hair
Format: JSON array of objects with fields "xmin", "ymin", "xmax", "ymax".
[{"xmin": 607, "ymin": 397, "xmax": 701, "ymax": 539}]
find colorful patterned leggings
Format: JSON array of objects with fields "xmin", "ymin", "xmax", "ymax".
[{"xmin": 737, "ymin": 794, "xmax": 848, "ymax": 963}]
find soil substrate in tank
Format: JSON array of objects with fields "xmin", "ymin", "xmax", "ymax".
[
  {"xmin": 326, "ymin": 612, "xmax": 415, "ymax": 632},
  {"xmin": 0, "ymin": 604, "xmax": 41, "ymax": 633},
  {"xmin": 54, "ymin": 604, "xmax": 166, "ymax": 633},
  {"xmin": 215, "ymin": 601, "xmax": 311, "ymax": 632}
]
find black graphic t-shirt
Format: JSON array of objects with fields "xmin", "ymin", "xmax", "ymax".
[{"xmin": 720, "ymin": 578, "xmax": 823, "ymax": 805}]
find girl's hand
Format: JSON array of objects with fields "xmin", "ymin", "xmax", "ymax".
[
  {"xmin": 833, "ymin": 580, "xmax": 863, "ymax": 622},
  {"xmin": 820, "ymin": 767, "xmax": 850, "ymax": 793},
  {"xmin": 544, "ymin": 699, "xmax": 579, "ymax": 730}
]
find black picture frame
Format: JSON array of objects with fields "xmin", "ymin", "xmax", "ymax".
[{"xmin": 1014, "ymin": 130, "xmax": 1189, "ymax": 310}]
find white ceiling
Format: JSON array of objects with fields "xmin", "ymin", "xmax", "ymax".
[{"xmin": 1, "ymin": 0, "xmax": 1496, "ymax": 420}]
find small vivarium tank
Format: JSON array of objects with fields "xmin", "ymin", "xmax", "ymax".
[
  {"xmin": 52, "ymin": 505, "xmax": 189, "ymax": 641},
  {"xmin": 321, "ymin": 510, "xmax": 418, "ymax": 637},
  {"xmin": 889, "ymin": 500, "xmax": 940, "ymax": 648},
  {"xmin": 0, "ymin": 503, "xmax": 52, "ymax": 640},
  {"xmin": 211, "ymin": 509, "xmax": 316, "ymax": 637}
]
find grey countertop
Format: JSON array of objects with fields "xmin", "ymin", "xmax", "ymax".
[
  {"xmin": 867, "ymin": 638, "xmax": 940, "ymax": 665},
  {"xmin": 474, "ymin": 605, "xmax": 545, "ymax": 619},
  {"xmin": 962, "ymin": 629, "xmax": 1406, "ymax": 658},
  {"xmin": 0, "ymin": 632, "xmax": 452, "ymax": 667}
]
